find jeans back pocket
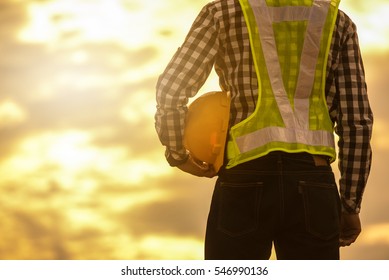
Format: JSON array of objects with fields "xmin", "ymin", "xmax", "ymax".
[
  {"xmin": 299, "ymin": 181, "xmax": 341, "ymax": 240},
  {"xmin": 217, "ymin": 182, "xmax": 264, "ymax": 237}
]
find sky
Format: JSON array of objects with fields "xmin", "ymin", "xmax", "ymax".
[{"xmin": 0, "ymin": 0, "xmax": 388, "ymax": 260}]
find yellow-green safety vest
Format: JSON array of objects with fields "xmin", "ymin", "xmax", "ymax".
[{"xmin": 226, "ymin": 0, "xmax": 340, "ymax": 169}]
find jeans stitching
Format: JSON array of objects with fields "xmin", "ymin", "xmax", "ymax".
[
  {"xmin": 299, "ymin": 181, "xmax": 340, "ymax": 240},
  {"xmin": 217, "ymin": 182, "xmax": 263, "ymax": 237}
]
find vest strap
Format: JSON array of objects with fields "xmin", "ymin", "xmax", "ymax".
[
  {"xmin": 248, "ymin": 0, "xmax": 331, "ymax": 130},
  {"xmin": 234, "ymin": 126, "xmax": 335, "ymax": 154}
]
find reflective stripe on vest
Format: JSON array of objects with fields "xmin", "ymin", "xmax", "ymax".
[{"xmin": 226, "ymin": 0, "xmax": 340, "ymax": 169}]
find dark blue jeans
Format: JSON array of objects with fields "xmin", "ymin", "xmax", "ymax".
[{"xmin": 205, "ymin": 152, "xmax": 341, "ymax": 260}]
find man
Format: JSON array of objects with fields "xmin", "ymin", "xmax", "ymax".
[{"xmin": 155, "ymin": 0, "xmax": 373, "ymax": 260}]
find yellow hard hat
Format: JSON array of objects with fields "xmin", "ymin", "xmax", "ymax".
[{"xmin": 184, "ymin": 91, "xmax": 231, "ymax": 172}]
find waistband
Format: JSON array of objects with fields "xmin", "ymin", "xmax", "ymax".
[{"xmin": 219, "ymin": 151, "xmax": 330, "ymax": 174}]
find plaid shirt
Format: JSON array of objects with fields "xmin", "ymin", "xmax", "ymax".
[{"xmin": 155, "ymin": 0, "xmax": 373, "ymax": 214}]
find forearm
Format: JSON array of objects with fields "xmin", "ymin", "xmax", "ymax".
[
  {"xmin": 338, "ymin": 126, "xmax": 373, "ymax": 213},
  {"xmin": 336, "ymin": 19, "xmax": 373, "ymax": 214},
  {"xmin": 155, "ymin": 101, "xmax": 188, "ymax": 162},
  {"xmin": 155, "ymin": 3, "xmax": 220, "ymax": 165}
]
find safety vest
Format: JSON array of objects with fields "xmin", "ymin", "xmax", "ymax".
[{"xmin": 226, "ymin": 0, "xmax": 340, "ymax": 169}]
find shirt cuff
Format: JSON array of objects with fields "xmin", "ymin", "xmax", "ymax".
[
  {"xmin": 165, "ymin": 148, "xmax": 189, "ymax": 167},
  {"xmin": 341, "ymin": 199, "xmax": 361, "ymax": 214}
]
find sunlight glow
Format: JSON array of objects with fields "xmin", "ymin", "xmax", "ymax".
[
  {"xmin": 138, "ymin": 235, "xmax": 204, "ymax": 260},
  {"xmin": 18, "ymin": 0, "xmax": 176, "ymax": 49},
  {"xmin": 341, "ymin": 3, "xmax": 389, "ymax": 52},
  {"xmin": 360, "ymin": 223, "xmax": 389, "ymax": 245},
  {"xmin": 70, "ymin": 50, "xmax": 89, "ymax": 64},
  {"xmin": 372, "ymin": 119, "xmax": 389, "ymax": 151},
  {"xmin": 0, "ymin": 100, "xmax": 27, "ymax": 127},
  {"xmin": 120, "ymin": 91, "xmax": 156, "ymax": 125},
  {"xmin": 0, "ymin": 130, "xmax": 172, "ymax": 188}
]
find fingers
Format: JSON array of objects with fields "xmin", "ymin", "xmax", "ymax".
[
  {"xmin": 190, "ymin": 157, "xmax": 217, "ymax": 178},
  {"xmin": 339, "ymin": 227, "xmax": 361, "ymax": 247},
  {"xmin": 177, "ymin": 154, "xmax": 217, "ymax": 178},
  {"xmin": 191, "ymin": 157, "xmax": 210, "ymax": 171},
  {"xmin": 339, "ymin": 232, "xmax": 359, "ymax": 247},
  {"xmin": 339, "ymin": 213, "xmax": 361, "ymax": 247}
]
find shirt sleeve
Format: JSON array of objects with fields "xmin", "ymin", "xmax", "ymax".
[
  {"xmin": 333, "ymin": 15, "xmax": 373, "ymax": 214},
  {"xmin": 155, "ymin": 3, "xmax": 220, "ymax": 166}
]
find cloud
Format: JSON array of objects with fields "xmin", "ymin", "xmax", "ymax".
[
  {"xmin": 0, "ymin": 129, "xmax": 171, "ymax": 188},
  {"xmin": 0, "ymin": 202, "xmax": 70, "ymax": 259},
  {"xmin": 0, "ymin": 1, "xmax": 28, "ymax": 40},
  {"xmin": 135, "ymin": 235, "xmax": 204, "ymax": 260},
  {"xmin": 0, "ymin": 155, "xmax": 213, "ymax": 259},
  {"xmin": 341, "ymin": 1, "xmax": 389, "ymax": 52},
  {"xmin": 0, "ymin": 100, "xmax": 27, "ymax": 127},
  {"xmin": 0, "ymin": 36, "xmax": 160, "ymax": 154},
  {"xmin": 113, "ymin": 173, "xmax": 215, "ymax": 237}
]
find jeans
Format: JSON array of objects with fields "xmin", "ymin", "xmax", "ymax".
[{"xmin": 205, "ymin": 152, "xmax": 341, "ymax": 260}]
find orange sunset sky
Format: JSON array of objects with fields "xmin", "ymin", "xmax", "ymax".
[{"xmin": 0, "ymin": 0, "xmax": 388, "ymax": 260}]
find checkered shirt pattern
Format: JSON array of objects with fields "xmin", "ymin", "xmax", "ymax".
[{"xmin": 155, "ymin": 0, "xmax": 373, "ymax": 214}]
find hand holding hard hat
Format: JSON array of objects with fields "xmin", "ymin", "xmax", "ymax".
[
  {"xmin": 177, "ymin": 153, "xmax": 217, "ymax": 178},
  {"xmin": 183, "ymin": 91, "xmax": 231, "ymax": 175}
]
